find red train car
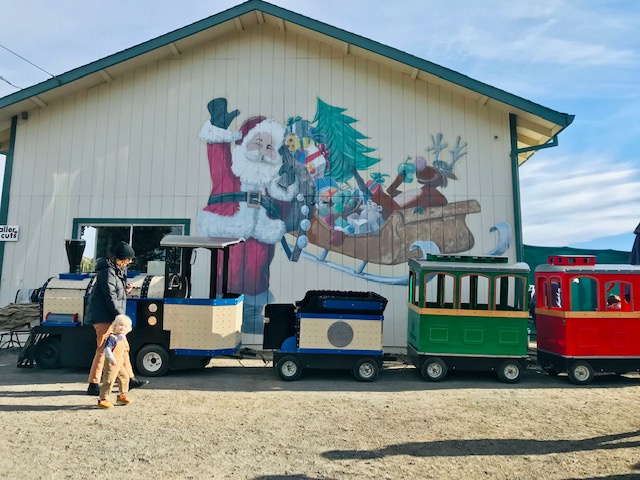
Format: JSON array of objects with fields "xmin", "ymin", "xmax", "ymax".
[{"xmin": 535, "ymin": 255, "xmax": 640, "ymax": 384}]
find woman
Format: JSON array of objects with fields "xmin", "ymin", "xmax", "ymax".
[{"xmin": 85, "ymin": 241, "xmax": 148, "ymax": 395}]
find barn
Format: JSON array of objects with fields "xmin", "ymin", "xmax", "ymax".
[{"xmin": 0, "ymin": 0, "xmax": 573, "ymax": 348}]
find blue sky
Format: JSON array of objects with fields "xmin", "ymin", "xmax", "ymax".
[{"xmin": 1, "ymin": 0, "xmax": 638, "ymax": 252}]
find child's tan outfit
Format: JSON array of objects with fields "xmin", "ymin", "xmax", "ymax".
[{"xmin": 99, "ymin": 333, "xmax": 130, "ymax": 404}]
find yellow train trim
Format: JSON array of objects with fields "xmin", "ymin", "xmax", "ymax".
[
  {"xmin": 535, "ymin": 308, "xmax": 640, "ymax": 319},
  {"xmin": 408, "ymin": 303, "xmax": 529, "ymax": 318}
]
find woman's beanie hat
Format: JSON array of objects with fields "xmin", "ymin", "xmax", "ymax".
[{"xmin": 114, "ymin": 241, "xmax": 135, "ymax": 260}]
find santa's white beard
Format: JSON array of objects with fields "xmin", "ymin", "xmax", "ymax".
[{"xmin": 232, "ymin": 143, "xmax": 282, "ymax": 187}]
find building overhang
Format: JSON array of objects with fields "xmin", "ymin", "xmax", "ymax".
[{"xmin": 0, "ymin": 0, "xmax": 573, "ymax": 160}]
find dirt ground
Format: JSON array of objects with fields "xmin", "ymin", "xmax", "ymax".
[{"xmin": 0, "ymin": 346, "xmax": 639, "ymax": 480}]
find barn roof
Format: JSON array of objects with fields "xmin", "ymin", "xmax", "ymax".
[{"xmin": 0, "ymin": 0, "xmax": 573, "ymax": 162}]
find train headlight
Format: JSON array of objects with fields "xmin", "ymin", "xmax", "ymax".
[
  {"xmin": 148, "ymin": 316, "xmax": 158, "ymax": 326},
  {"xmin": 148, "ymin": 303, "xmax": 158, "ymax": 313}
]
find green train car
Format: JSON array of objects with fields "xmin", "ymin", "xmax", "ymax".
[{"xmin": 407, "ymin": 255, "xmax": 530, "ymax": 383}]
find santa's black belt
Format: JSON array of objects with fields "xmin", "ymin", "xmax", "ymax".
[{"xmin": 207, "ymin": 191, "xmax": 280, "ymax": 219}]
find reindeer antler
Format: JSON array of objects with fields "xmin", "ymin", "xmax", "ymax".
[{"xmin": 430, "ymin": 135, "xmax": 466, "ymax": 180}]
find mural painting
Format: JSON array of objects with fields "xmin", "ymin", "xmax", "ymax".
[{"xmin": 198, "ymin": 97, "xmax": 507, "ymax": 335}]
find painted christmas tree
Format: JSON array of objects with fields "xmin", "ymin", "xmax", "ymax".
[{"xmin": 312, "ymin": 98, "xmax": 380, "ymax": 184}]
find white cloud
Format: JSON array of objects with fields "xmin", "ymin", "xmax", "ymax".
[{"xmin": 520, "ymin": 152, "xmax": 640, "ymax": 246}]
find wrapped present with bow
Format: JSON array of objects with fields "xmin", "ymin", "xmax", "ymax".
[
  {"xmin": 286, "ymin": 116, "xmax": 311, "ymax": 138},
  {"xmin": 366, "ymin": 173, "xmax": 390, "ymax": 195},
  {"xmin": 301, "ymin": 143, "xmax": 329, "ymax": 179}
]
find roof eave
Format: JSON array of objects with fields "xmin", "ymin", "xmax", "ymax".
[{"xmin": 0, "ymin": 0, "xmax": 573, "ymax": 129}]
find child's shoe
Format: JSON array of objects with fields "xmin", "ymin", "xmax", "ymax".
[
  {"xmin": 116, "ymin": 393, "xmax": 132, "ymax": 405},
  {"xmin": 97, "ymin": 399, "xmax": 113, "ymax": 409}
]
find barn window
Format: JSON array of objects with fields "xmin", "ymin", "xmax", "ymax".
[{"xmin": 73, "ymin": 218, "xmax": 190, "ymax": 274}]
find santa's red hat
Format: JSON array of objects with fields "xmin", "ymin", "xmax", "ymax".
[{"xmin": 236, "ymin": 116, "xmax": 286, "ymax": 148}]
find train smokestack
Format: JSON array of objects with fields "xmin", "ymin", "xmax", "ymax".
[{"xmin": 65, "ymin": 239, "xmax": 86, "ymax": 274}]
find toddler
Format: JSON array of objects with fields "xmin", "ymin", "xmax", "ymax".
[{"xmin": 97, "ymin": 315, "xmax": 134, "ymax": 409}]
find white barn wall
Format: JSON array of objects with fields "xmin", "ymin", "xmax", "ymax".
[{"xmin": 1, "ymin": 24, "xmax": 514, "ymax": 347}]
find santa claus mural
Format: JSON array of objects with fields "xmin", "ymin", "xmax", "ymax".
[{"xmin": 198, "ymin": 98, "xmax": 300, "ymax": 335}]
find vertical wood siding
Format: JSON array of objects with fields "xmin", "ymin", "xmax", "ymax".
[{"xmin": 1, "ymin": 24, "xmax": 514, "ymax": 347}]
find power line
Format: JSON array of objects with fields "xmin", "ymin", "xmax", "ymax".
[
  {"xmin": 0, "ymin": 43, "xmax": 56, "ymax": 79},
  {"xmin": 0, "ymin": 76, "xmax": 22, "ymax": 90}
]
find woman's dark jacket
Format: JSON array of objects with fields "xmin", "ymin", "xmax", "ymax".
[{"xmin": 85, "ymin": 258, "xmax": 128, "ymax": 325}]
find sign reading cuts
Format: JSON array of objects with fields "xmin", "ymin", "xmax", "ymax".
[{"xmin": 0, "ymin": 225, "xmax": 19, "ymax": 241}]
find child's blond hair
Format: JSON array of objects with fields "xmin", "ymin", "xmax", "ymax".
[{"xmin": 111, "ymin": 314, "xmax": 132, "ymax": 334}]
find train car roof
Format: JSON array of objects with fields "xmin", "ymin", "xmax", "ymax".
[
  {"xmin": 160, "ymin": 235, "xmax": 245, "ymax": 249},
  {"xmin": 409, "ymin": 259, "xmax": 530, "ymax": 274},
  {"xmin": 535, "ymin": 263, "xmax": 640, "ymax": 274}
]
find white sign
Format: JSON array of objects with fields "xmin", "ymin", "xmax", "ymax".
[{"xmin": 0, "ymin": 225, "xmax": 19, "ymax": 241}]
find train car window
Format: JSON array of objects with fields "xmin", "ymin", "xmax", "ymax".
[
  {"xmin": 537, "ymin": 277, "xmax": 549, "ymax": 308},
  {"xmin": 460, "ymin": 274, "xmax": 490, "ymax": 310},
  {"xmin": 409, "ymin": 270, "xmax": 420, "ymax": 306},
  {"xmin": 495, "ymin": 275, "xmax": 526, "ymax": 311},
  {"xmin": 604, "ymin": 281, "xmax": 632, "ymax": 311},
  {"xmin": 550, "ymin": 278, "xmax": 563, "ymax": 309},
  {"xmin": 569, "ymin": 276, "xmax": 597, "ymax": 311},
  {"xmin": 424, "ymin": 273, "xmax": 455, "ymax": 309}
]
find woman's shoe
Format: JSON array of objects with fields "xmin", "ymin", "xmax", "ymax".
[{"xmin": 129, "ymin": 378, "xmax": 149, "ymax": 389}]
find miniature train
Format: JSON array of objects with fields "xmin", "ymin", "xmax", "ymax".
[
  {"xmin": 17, "ymin": 235, "xmax": 640, "ymax": 385},
  {"xmin": 18, "ymin": 235, "xmax": 245, "ymax": 377}
]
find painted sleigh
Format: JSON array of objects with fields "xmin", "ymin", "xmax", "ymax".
[
  {"xmin": 302, "ymin": 199, "xmax": 481, "ymax": 265},
  {"xmin": 287, "ymin": 198, "xmax": 481, "ymax": 278}
]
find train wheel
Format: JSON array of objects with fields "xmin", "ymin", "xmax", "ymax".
[
  {"xmin": 34, "ymin": 336, "xmax": 61, "ymax": 369},
  {"xmin": 497, "ymin": 360, "xmax": 523, "ymax": 384},
  {"xmin": 353, "ymin": 358, "xmax": 379, "ymax": 382},
  {"xmin": 276, "ymin": 355, "xmax": 302, "ymax": 381},
  {"xmin": 568, "ymin": 361, "xmax": 594, "ymax": 385},
  {"xmin": 136, "ymin": 344, "xmax": 170, "ymax": 377},
  {"xmin": 421, "ymin": 357, "xmax": 447, "ymax": 382}
]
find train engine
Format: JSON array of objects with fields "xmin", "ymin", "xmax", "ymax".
[{"xmin": 18, "ymin": 235, "xmax": 245, "ymax": 377}]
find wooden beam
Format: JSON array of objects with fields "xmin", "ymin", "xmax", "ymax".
[
  {"xmin": 277, "ymin": 18, "xmax": 285, "ymax": 31},
  {"xmin": 410, "ymin": 67, "xmax": 419, "ymax": 80},
  {"xmin": 517, "ymin": 117, "xmax": 554, "ymax": 138},
  {"xmin": 168, "ymin": 42, "xmax": 181, "ymax": 57},
  {"xmin": 479, "ymin": 95, "xmax": 489, "ymax": 106},
  {"xmin": 31, "ymin": 96, "xmax": 48, "ymax": 108},
  {"xmin": 256, "ymin": 10, "xmax": 265, "ymax": 24},
  {"xmin": 234, "ymin": 17, "xmax": 244, "ymax": 31},
  {"xmin": 517, "ymin": 133, "xmax": 539, "ymax": 147},
  {"xmin": 99, "ymin": 70, "xmax": 113, "ymax": 83},
  {"xmin": 343, "ymin": 42, "xmax": 350, "ymax": 55}
]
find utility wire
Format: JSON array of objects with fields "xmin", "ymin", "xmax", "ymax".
[
  {"xmin": 0, "ymin": 76, "xmax": 21, "ymax": 90},
  {"xmin": 0, "ymin": 43, "xmax": 56, "ymax": 79}
]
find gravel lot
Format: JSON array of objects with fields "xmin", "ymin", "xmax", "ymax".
[{"xmin": 1, "ymin": 346, "xmax": 639, "ymax": 480}]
